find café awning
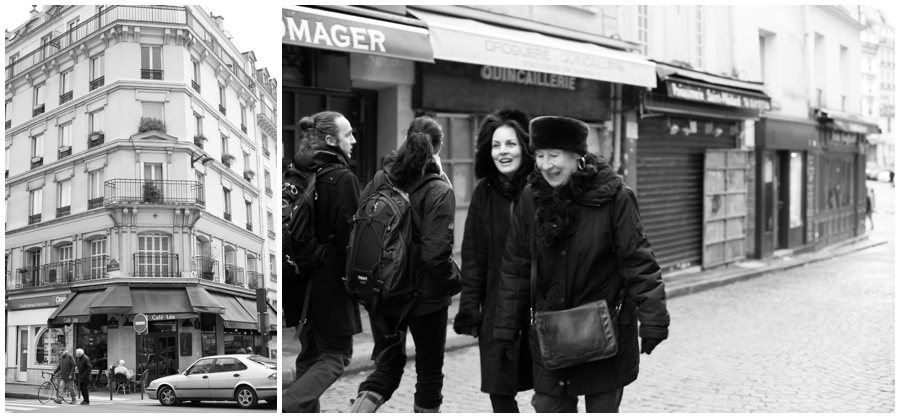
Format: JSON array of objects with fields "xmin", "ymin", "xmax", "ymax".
[
  {"xmin": 816, "ymin": 108, "xmax": 881, "ymax": 135},
  {"xmin": 655, "ymin": 62, "xmax": 771, "ymax": 112},
  {"xmin": 185, "ymin": 286, "xmax": 225, "ymax": 315},
  {"xmin": 234, "ymin": 296, "xmax": 278, "ymax": 332},
  {"xmin": 206, "ymin": 292, "xmax": 258, "ymax": 330},
  {"xmin": 409, "ymin": 8, "xmax": 656, "ymax": 88},
  {"xmin": 282, "ymin": 6, "xmax": 434, "ymax": 63},
  {"xmin": 90, "ymin": 286, "xmax": 133, "ymax": 314},
  {"xmin": 127, "ymin": 288, "xmax": 197, "ymax": 321},
  {"xmin": 48, "ymin": 290, "xmax": 105, "ymax": 325}
]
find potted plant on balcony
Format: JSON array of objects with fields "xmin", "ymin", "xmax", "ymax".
[
  {"xmin": 193, "ymin": 134, "xmax": 207, "ymax": 148},
  {"xmin": 88, "ymin": 130, "xmax": 104, "ymax": 141},
  {"xmin": 195, "ymin": 244, "xmax": 219, "ymax": 281},
  {"xmin": 138, "ymin": 117, "xmax": 167, "ymax": 134},
  {"xmin": 221, "ymin": 153, "xmax": 236, "ymax": 167},
  {"xmin": 142, "ymin": 180, "xmax": 162, "ymax": 203},
  {"xmin": 243, "ymin": 169, "xmax": 255, "ymax": 181}
]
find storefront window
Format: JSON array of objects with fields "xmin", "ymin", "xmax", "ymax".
[
  {"xmin": 200, "ymin": 313, "xmax": 217, "ymax": 357},
  {"xmin": 224, "ymin": 330, "xmax": 262, "ymax": 355},
  {"xmin": 35, "ymin": 328, "xmax": 64, "ymax": 366},
  {"xmin": 789, "ymin": 152, "xmax": 804, "ymax": 228},
  {"xmin": 76, "ymin": 325, "xmax": 108, "ymax": 368},
  {"xmin": 818, "ymin": 154, "xmax": 854, "ymax": 211}
]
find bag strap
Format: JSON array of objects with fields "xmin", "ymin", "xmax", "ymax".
[{"xmin": 297, "ymin": 279, "xmax": 314, "ymax": 335}]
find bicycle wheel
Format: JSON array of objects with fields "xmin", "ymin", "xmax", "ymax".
[{"xmin": 38, "ymin": 382, "xmax": 55, "ymax": 404}]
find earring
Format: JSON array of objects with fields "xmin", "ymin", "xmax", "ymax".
[{"xmin": 577, "ymin": 157, "xmax": 586, "ymax": 171}]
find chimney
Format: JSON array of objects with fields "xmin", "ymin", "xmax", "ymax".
[
  {"xmin": 30, "ymin": 5, "xmax": 39, "ymax": 18},
  {"xmin": 210, "ymin": 14, "xmax": 224, "ymax": 31}
]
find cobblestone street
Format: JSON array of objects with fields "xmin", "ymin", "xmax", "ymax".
[{"xmin": 318, "ymin": 182, "xmax": 895, "ymax": 413}]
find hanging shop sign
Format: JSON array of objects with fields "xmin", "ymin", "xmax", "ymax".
[
  {"xmin": 8, "ymin": 294, "xmax": 70, "ymax": 310},
  {"xmin": 666, "ymin": 80, "xmax": 771, "ymax": 111},
  {"xmin": 282, "ymin": 6, "xmax": 434, "ymax": 63},
  {"xmin": 480, "ymin": 66, "xmax": 576, "ymax": 90}
]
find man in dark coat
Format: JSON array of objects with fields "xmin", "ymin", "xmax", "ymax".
[
  {"xmin": 53, "ymin": 349, "xmax": 77, "ymax": 404},
  {"xmin": 494, "ymin": 116, "xmax": 669, "ymax": 412},
  {"xmin": 283, "ymin": 114, "xmax": 363, "ymax": 413},
  {"xmin": 74, "ymin": 348, "xmax": 92, "ymax": 405}
]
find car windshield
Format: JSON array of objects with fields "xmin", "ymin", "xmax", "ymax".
[{"xmin": 245, "ymin": 355, "xmax": 276, "ymax": 369}]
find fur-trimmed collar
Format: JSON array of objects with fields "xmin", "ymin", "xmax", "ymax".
[
  {"xmin": 487, "ymin": 167, "xmax": 532, "ymax": 202},
  {"xmin": 530, "ymin": 153, "xmax": 622, "ymax": 245}
]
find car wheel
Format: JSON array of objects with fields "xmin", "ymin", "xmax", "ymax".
[
  {"xmin": 235, "ymin": 385, "xmax": 258, "ymax": 409},
  {"xmin": 158, "ymin": 386, "xmax": 179, "ymax": 406}
]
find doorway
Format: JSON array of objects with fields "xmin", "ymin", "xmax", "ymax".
[
  {"xmin": 137, "ymin": 330, "xmax": 178, "ymax": 382},
  {"xmin": 761, "ymin": 150, "xmax": 805, "ymax": 254},
  {"xmin": 18, "ymin": 329, "xmax": 28, "ymax": 381}
]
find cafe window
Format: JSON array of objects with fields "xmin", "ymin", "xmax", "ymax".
[
  {"xmin": 818, "ymin": 154, "xmax": 854, "ymax": 211},
  {"xmin": 223, "ymin": 330, "xmax": 262, "ymax": 355},
  {"xmin": 433, "ymin": 114, "xmax": 476, "ymax": 205},
  {"xmin": 200, "ymin": 313, "xmax": 217, "ymax": 357},
  {"xmin": 34, "ymin": 327, "xmax": 65, "ymax": 366},
  {"xmin": 76, "ymin": 324, "xmax": 108, "ymax": 366}
]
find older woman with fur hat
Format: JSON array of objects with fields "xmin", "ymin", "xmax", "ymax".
[
  {"xmin": 493, "ymin": 116, "xmax": 670, "ymax": 413},
  {"xmin": 453, "ymin": 109, "xmax": 535, "ymax": 412}
]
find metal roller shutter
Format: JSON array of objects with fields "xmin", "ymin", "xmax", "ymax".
[{"xmin": 636, "ymin": 118, "xmax": 737, "ymax": 272}]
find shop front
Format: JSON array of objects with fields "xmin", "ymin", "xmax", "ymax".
[
  {"xmin": 638, "ymin": 62, "xmax": 771, "ymax": 272},
  {"xmin": 5, "ymin": 292, "xmax": 73, "ymax": 383}
]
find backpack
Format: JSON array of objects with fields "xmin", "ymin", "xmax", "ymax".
[
  {"xmin": 344, "ymin": 170, "xmax": 439, "ymax": 363},
  {"xmin": 281, "ymin": 164, "xmax": 338, "ymax": 283}
]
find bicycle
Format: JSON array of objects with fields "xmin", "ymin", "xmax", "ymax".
[{"xmin": 37, "ymin": 371, "xmax": 61, "ymax": 404}]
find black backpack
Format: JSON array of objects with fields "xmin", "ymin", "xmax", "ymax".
[
  {"xmin": 281, "ymin": 164, "xmax": 338, "ymax": 283},
  {"xmin": 345, "ymin": 170, "xmax": 439, "ymax": 363}
]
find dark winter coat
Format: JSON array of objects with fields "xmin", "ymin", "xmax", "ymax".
[
  {"xmin": 359, "ymin": 151, "xmax": 456, "ymax": 317},
  {"xmin": 494, "ymin": 154, "xmax": 670, "ymax": 397},
  {"xmin": 455, "ymin": 176, "xmax": 534, "ymax": 395},
  {"xmin": 54, "ymin": 353, "xmax": 76, "ymax": 380},
  {"xmin": 76, "ymin": 354, "xmax": 92, "ymax": 381},
  {"xmin": 283, "ymin": 148, "xmax": 363, "ymax": 336}
]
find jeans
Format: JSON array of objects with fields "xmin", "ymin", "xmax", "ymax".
[
  {"xmin": 358, "ymin": 307, "xmax": 448, "ymax": 409},
  {"xmin": 283, "ymin": 320, "xmax": 353, "ymax": 413},
  {"xmin": 58, "ymin": 378, "xmax": 76, "ymax": 402},
  {"xmin": 532, "ymin": 388, "xmax": 623, "ymax": 413},
  {"xmin": 490, "ymin": 393, "xmax": 520, "ymax": 413},
  {"xmin": 79, "ymin": 380, "xmax": 90, "ymax": 403}
]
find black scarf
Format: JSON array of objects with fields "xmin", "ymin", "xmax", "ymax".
[{"xmin": 487, "ymin": 165, "xmax": 531, "ymax": 202}]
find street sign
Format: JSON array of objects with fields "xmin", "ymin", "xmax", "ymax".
[{"xmin": 133, "ymin": 313, "xmax": 148, "ymax": 334}]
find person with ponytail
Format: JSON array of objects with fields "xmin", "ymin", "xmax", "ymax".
[
  {"xmin": 283, "ymin": 111, "xmax": 363, "ymax": 413},
  {"xmin": 350, "ymin": 116, "xmax": 457, "ymax": 413},
  {"xmin": 453, "ymin": 109, "xmax": 535, "ymax": 412}
]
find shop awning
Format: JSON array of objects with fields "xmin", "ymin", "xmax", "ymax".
[
  {"xmin": 268, "ymin": 303, "xmax": 277, "ymax": 333},
  {"xmin": 283, "ymin": 6, "xmax": 434, "ymax": 63},
  {"xmin": 206, "ymin": 292, "xmax": 258, "ymax": 330},
  {"xmin": 90, "ymin": 286, "xmax": 133, "ymax": 314},
  {"xmin": 655, "ymin": 62, "xmax": 771, "ymax": 112},
  {"xmin": 233, "ymin": 296, "xmax": 278, "ymax": 332},
  {"xmin": 127, "ymin": 288, "xmax": 197, "ymax": 321},
  {"xmin": 816, "ymin": 108, "xmax": 881, "ymax": 134},
  {"xmin": 186, "ymin": 286, "xmax": 225, "ymax": 315},
  {"xmin": 9, "ymin": 308, "xmax": 59, "ymax": 326},
  {"xmin": 48, "ymin": 290, "xmax": 105, "ymax": 325},
  {"xmin": 409, "ymin": 8, "xmax": 656, "ymax": 88}
]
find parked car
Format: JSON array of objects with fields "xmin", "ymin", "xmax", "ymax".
[
  {"xmin": 876, "ymin": 168, "xmax": 894, "ymax": 183},
  {"xmin": 146, "ymin": 354, "xmax": 276, "ymax": 408},
  {"xmin": 866, "ymin": 166, "xmax": 894, "ymax": 181}
]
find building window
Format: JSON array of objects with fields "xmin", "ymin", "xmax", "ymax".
[
  {"xmin": 60, "ymin": 71, "xmax": 73, "ymax": 104},
  {"xmin": 223, "ymin": 188, "xmax": 232, "ymax": 221},
  {"xmin": 89, "ymin": 237, "xmax": 107, "ymax": 279},
  {"xmin": 33, "ymin": 83, "xmax": 45, "ymax": 109},
  {"xmin": 68, "ymin": 19, "xmax": 79, "ymax": 44},
  {"xmin": 200, "ymin": 313, "xmax": 217, "ymax": 357},
  {"xmin": 240, "ymin": 105, "xmax": 247, "ymax": 132},
  {"xmin": 221, "ymin": 135, "xmax": 229, "ymax": 155},
  {"xmin": 434, "ymin": 114, "xmax": 475, "ymax": 205},
  {"xmin": 264, "ymin": 170, "xmax": 271, "ymax": 194},
  {"xmin": 90, "ymin": 54, "xmax": 105, "ymax": 90},
  {"xmin": 144, "ymin": 163, "xmax": 163, "ymax": 182},
  {"xmin": 218, "ymin": 85, "xmax": 226, "ymax": 114},
  {"xmin": 59, "ymin": 123, "xmax": 72, "ymax": 149},
  {"xmin": 88, "ymin": 169, "xmax": 104, "ymax": 209},
  {"xmin": 694, "ymin": 6, "xmax": 703, "ymax": 69},
  {"xmin": 269, "ymin": 253, "xmax": 276, "ymax": 282},
  {"xmin": 140, "ymin": 45, "xmax": 163, "ymax": 80},
  {"xmin": 141, "ymin": 102, "xmax": 164, "ymax": 122},
  {"xmin": 840, "ymin": 45, "xmax": 849, "ymax": 111},
  {"xmin": 75, "ymin": 325, "xmax": 107, "ymax": 369},
  {"xmin": 57, "ymin": 179, "xmax": 71, "ymax": 217},
  {"xmin": 243, "ymin": 152, "xmax": 250, "ymax": 171},
  {"xmin": 245, "ymin": 200, "xmax": 253, "ymax": 230},
  {"xmin": 90, "ymin": 109, "xmax": 104, "ymax": 134},
  {"xmin": 34, "ymin": 328, "xmax": 65, "ymax": 366},
  {"xmin": 137, "ymin": 234, "xmax": 172, "ymax": 277},
  {"xmin": 636, "ymin": 5, "xmax": 649, "ymax": 55},
  {"xmin": 192, "ymin": 60, "xmax": 201, "ymax": 92},
  {"xmin": 5, "ymin": 98, "xmax": 11, "ymax": 126},
  {"xmin": 195, "ymin": 114, "xmax": 203, "ymax": 136},
  {"xmin": 267, "ymin": 210, "xmax": 274, "ymax": 235},
  {"xmin": 31, "ymin": 134, "xmax": 44, "ymax": 159},
  {"xmin": 262, "ymin": 133, "xmax": 270, "ymax": 157},
  {"xmin": 30, "ymin": 189, "xmax": 42, "ymax": 223}
]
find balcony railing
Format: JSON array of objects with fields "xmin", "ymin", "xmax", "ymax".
[
  {"xmin": 267, "ymin": 230, "xmax": 275, "ymax": 240},
  {"xmin": 133, "ymin": 253, "xmax": 180, "ymax": 277},
  {"xmin": 262, "ymin": 147, "xmax": 270, "ymax": 158},
  {"xmin": 247, "ymin": 271, "xmax": 263, "ymax": 290},
  {"xmin": 56, "ymin": 206, "xmax": 71, "ymax": 218},
  {"xmin": 224, "ymin": 212, "xmax": 232, "ymax": 221},
  {"xmin": 60, "ymin": 91, "xmax": 73, "ymax": 104},
  {"xmin": 33, "ymin": 104, "xmax": 45, "ymax": 117},
  {"xmin": 88, "ymin": 197, "xmax": 104, "ymax": 209},
  {"xmin": 29, "ymin": 214, "xmax": 41, "ymax": 225},
  {"xmin": 193, "ymin": 256, "xmax": 219, "ymax": 281},
  {"xmin": 16, "ymin": 267, "xmax": 44, "ymax": 289},
  {"xmin": 58, "ymin": 146, "xmax": 72, "ymax": 159},
  {"xmin": 246, "ymin": 223, "xmax": 253, "ymax": 232},
  {"xmin": 191, "ymin": 80, "xmax": 200, "ymax": 93},
  {"xmin": 42, "ymin": 261, "xmax": 77, "ymax": 285},
  {"xmin": 5, "ymin": 120, "xmax": 10, "ymax": 129},
  {"xmin": 88, "ymin": 133, "xmax": 105, "ymax": 148},
  {"xmin": 90, "ymin": 76, "xmax": 105, "ymax": 91},
  {"xmin": 224, "ymin": 264, "xmax": 244, "ymax": 287},
  {"xmin": 104, "ymin": 179, "xmax": 204, "ymax": 206},
  {"xmin": 141, "ymin": 69, "xmax": 163, "ymax": 80},
  {"xmin": 31, "ymin": 157, "xmax": 43, "ymax": 169},
  {"xmin": 75, "ymin": 255, "xmax": 109, "ymax": 281},
  {"xmin": 219, "ymin": 105, "xmax": 226, "ymax": 116}
]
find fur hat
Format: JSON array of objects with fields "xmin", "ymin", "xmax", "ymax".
[{"xmin": 529, "ymin": 116, "xmax": 589, "ymax": 156}]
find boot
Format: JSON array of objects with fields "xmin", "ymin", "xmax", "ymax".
[
  {"xmin": 349, "ymin": 391, "xmax": 384, "ymax": 413},
  {"xmin": 414, "ymin": 404, "xmax": 441, "ymax": 413}
]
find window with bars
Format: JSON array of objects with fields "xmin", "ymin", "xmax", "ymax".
[
  {"xmin": 141, "ymin": 45, "xmax": 163, "ymax": 80},
  {"xmin": 137, "ymin": 234, "xmax": 171, "ymax": 277}
]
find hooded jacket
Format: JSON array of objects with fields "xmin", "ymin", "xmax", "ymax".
[
  {"xmin": 494, "ymin": 153, "xmax": 669, "ymax": 396},
  {"xmin": 54, "ymin": 352, "xmax": 76, "ymax": 380},
  {"xmin": 359, "ymin": 151, "xmax": 456, "ymax": 317},
  {"xmin": 283, "ymin": 148, "xmax": 363, "ymax": 336}
]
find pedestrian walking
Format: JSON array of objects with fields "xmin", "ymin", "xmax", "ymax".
[
  {"xmin": 53, "ymin": 349, "xmax": 77, "ymax": 404},
  {"xmin": 350, "ymin": 116, "xmax": 457, "ymax": 413},
  {"xmin": 74, "ymin": 348, "xmax": 92, "ymax": 405},
  {"xmin": 453, "ymin": 109, "xmax": 535, "ymax": 412},
  {"xmin": 283, "ymin": 111, "xmax": 363, "ymax": 413},
  {"xmin": 865, "ymin": 188, "xmax": 875, "ymax": 230},
  {"xmin": 493, "ymin": 116, "xmax": 670, "ymax": 413}
]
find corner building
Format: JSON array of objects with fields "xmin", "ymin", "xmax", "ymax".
[{"xmin": 4, "ymin": 5, "xmax": 279, "ymax": 385}]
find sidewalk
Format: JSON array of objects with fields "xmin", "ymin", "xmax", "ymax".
[
  {"xmin": 5, "ymin": 382, "xmax": 150, "ymax": 401},
  {"xmin": 281, "ymin": 233, "xmax": 888, "ymax": 388}
]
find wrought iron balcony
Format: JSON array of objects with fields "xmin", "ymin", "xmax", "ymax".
[
  {"xmin": 88, "ymin": 133, "xmax": 105, "ymax": 148},
  {"xmin": 43, "ymin": 261, "xmax": 77, "ymax": 285},
  {"xmin": 267, "ymin": 230, "xmax": 275, "ymax": 240},
  {"xmin": 224, "ymin": 264, "xmax": 244, "ymax": 287},
  {"xmin": 31, "ymin": 157, "xmax": 43, "ymax": 169},
  {"xmin": 191, "ymin": 80, "xmax": 200, "ymax": 93},
  {"xmin": 88, "ymin": 197, "xmax": 104, "ymax": 209},
  {"xmin": 58, "ymin": 146, "xmax": 72, "ymax": 159},
  {"xmin": 141, "ymin": 69, "xmax": 163, "ymax": 80},
  {"xmin": 28, "ymin": 214, "xmax": 41, "ymax": 225},
  {"xmin": 133, "ymin": 253, "xmax": 180, "ymax": 278},
  {"xmin": 262, "ymin": 147, "xmax": 270, "ymax": 158},
  {"xmin": 56, "ymin": 206, "xmax": 71, "ymax": 218},
  {"xmin": 16, "ymin": 266, "xmax": 44, "ymax": 289},
  {"xmin": 33, "ymin": 104, "xmax": 45, "ymax": 117},
  {"xmin": 247, "ymin": 271, "xmax": 264, "ymax": 290},
  {"xmin": 90, "ymin": 76, "xmax": 105, "ymax": 91},
  {"xmin": 5, "ymin": 120, "xmax": 10, "ymax": 129},
  {"xmin": 75, "ymin": 255, "xmax": 109, "ymax": 281},
  {"xmin": 193, "ymin": 256, "xmax": 219, "ymax": 281},
  {"xmin": 60, "ymin": 91, "xmax": 73, "ymax": 104},
  {"xmin": 241, "ymin": 124, "xmax": 247, "ymax": 134},
  {"xmin": 224, "ymin": 212, "xmax": 232, "ymax": 221},
  {"xmin": 104, "ymin": 179, "xmax": 204, "ymax": 206},
  {"xmin": 246, "ymin": 223, "xmax": 253, "ymax": 232},
  {"xmin": 219, "ymin": 105, "xmax": 226, "ymax": 116}
]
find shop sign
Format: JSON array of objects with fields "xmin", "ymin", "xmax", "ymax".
[
  {"xmin": 282, "ymin": 6, "xmax": 433, "ymax": 63},
  {"xmin": 8, "ymin": 294, "xmax": 69, "ymax": 310},
  {"xmin": 150, "ymin": 314, "xmax": 178, "ymax": 321},
  {"xmin": 479, "ymin": 66, "xmax": 576, "ymax": 90},
  {"xmin": 666, "ymin": 81, "xmax": 771, "ymax": 111},
  {"xmin": 133, "ymin": 313, "xmax": 149, "ymax": 334},
  {"xmin": 62, "ymin": 315, "xmax": 90, "ymax": 324}
]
